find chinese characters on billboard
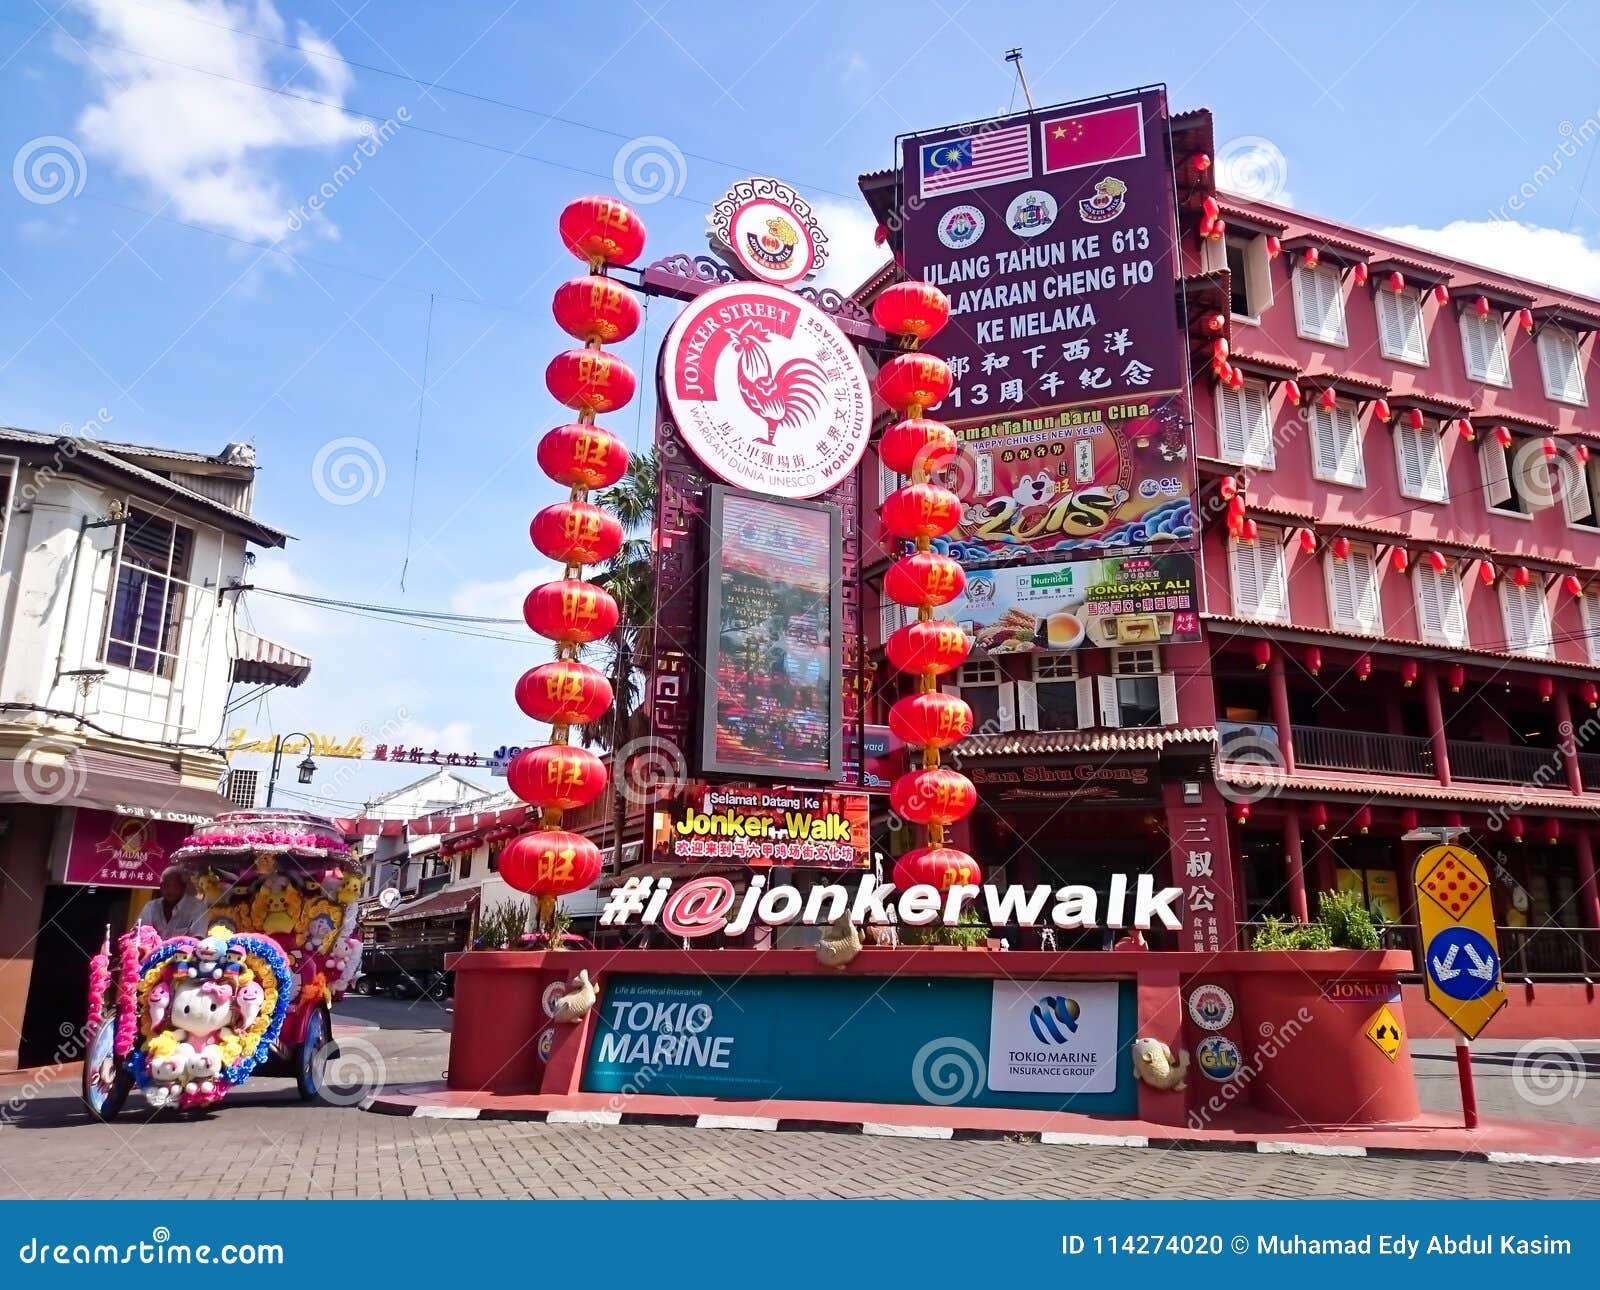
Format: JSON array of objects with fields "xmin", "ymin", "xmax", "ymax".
[
  {"xmin": 651, "ymin": 783, "xmax": 870, "ymax": 868},
  {"xmin": 701, "ymin": 487, "xmax": 842, "ymax": 781},
  {"xmin": 899, "ymin": 89, "xmax": 1194, "ymax": 564},
  {"xmin": 935, "ymin": 552, "xmax": 1199, "ymax": 654}
]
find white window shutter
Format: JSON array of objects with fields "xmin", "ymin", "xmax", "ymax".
[
  {"xmin": 1581, "ymin": 595, "xmax": 1600, "ymax": 665},
  {"xmin": 1229, "ymin": 537, "xmax": 1261, "ymax": 616},
  {"xmin": 1309, "ymin": 405, "xmax": 1341, "ymax": 479},
  {"xmin": 1501, "ymin": 582, "xmax": 1553, "ymax": 657},
  {"xmin": 1395, "ymin": 424, "xmax": 1447, "ymax": 502},
  {"xmin": 1538, "ymin": 328, "xmax": 1586, "ymax": 404},
  {"xmin": 1414, "ymin": 566, "xmax": 1467, "ymax": 647},
  {"xmin": 1334, "ymin": 406, "xmax": 1365, "ymax": 486},
  {"xmin": 996, "ymin": 682, "xmax": 1017, "ymax": 733},
  {"xmin": 1559, "ymin": 452, "xmax": 1593, "ymax": 523},
  {"xmin": 1075, "ymin": 676, "xmax": 1096, "ymax": 729},
  {"xmin": 1097, "ymin": 675, "xmax": 1121, "ymax": 728},
  {"xmin": 1480, "ymin": 436, "xmax": 1513, "ymax": 508},
  {"xmin": 1156, "ymin": 673, "xmax": 1179, "ymax": 726},
  {"xmin": 1326, "ymin": 553, "xmax": 1358, "ymax": 630},
  {"xmin": 1351, "ymin": 548, "xmax": 1382, "ymax": 631},
  {"xmin": 1216, "ymin": 383, "xmax": 1248, "ymax": 462},
  {"xmin": 1243, "ymin": 384, "xmax": 1273, "ymax": 467},
  {"xmin": 1014, "ymin": 679, "xmax": 1038, "ymax": 731},
  {"xmin": 1462, "ymin": 312, "xmax": 1511, "ymax": 385},
  {"xmin": 1294, "ymin": 265, "xmax": 1346, "ymax": 344},
  {"xmin": 1377, "ymin": 290, "xmax": 1427, "ymax": 364}
]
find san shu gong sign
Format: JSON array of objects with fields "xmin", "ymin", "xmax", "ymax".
[{"xmin": 898, "ymin": 88, "xmax": 1195, "ymax": 563}]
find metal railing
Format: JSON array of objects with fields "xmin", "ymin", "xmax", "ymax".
[
  {"xmin": 1239, "ymin": 920, "xmax": 1600, "ymax": 979},
  {"xmin": 1290, "ymin": 725, "xmax": 1435, "ymax": 777},
  {"xmin": 1445, "ymin": 739, "xmax": 1561, "ymax": 787}
]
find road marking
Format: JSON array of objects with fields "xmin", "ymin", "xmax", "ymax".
[
  {"xmin": 1256, "ymin": 1141, "xmax": 1366, "ymax": 1157},
  {"xmin": 546, "ymin": 1109, "xmax": 622, "ymax": 1125},
  {"xmin": 862, "ymin": 1123, "xmax": 953, "ymax": 1139},
  {"xmin": 695, "ymin": 1114, "xmax": 779, "ymax": 1131},
  {"xmin": 1487, "ymin": 1151, "xmax": 1600, "ymax": 1166},
  {"xmin": 1040, "ymin": 1131, "xmax": 1151, "ymax": 1148},
  {"xmin": 413, "ymin": 1105, "xmax": 480, "ymax": 1119}
]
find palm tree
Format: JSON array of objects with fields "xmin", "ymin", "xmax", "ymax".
[{"xmin": 585, "ymin": 448, "xmax": 656, "ymax": 871}]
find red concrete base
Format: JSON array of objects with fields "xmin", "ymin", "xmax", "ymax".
[
  {"xmin": 367, "ymin": 1081, "xmax": 1600, "ymax": 1162},
  {"xmin": 1402, "ymin": 981, "xmax": 1600, "ymax": 1039}
]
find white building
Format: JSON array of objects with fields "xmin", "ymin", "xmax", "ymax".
[{"xmin": 0, "ymin": 426, "xmax": 307, "ymax": 1069}]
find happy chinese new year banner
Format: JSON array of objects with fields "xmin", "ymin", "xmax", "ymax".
[{"xmin": 898, "ymin": 88, "xmax": 1195, "ymax": 565}]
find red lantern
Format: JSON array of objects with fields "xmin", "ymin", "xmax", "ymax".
[
  {"xmin": 1519, "ymin": 307, "xmax": 1535, "ymax": 335},
  {"xmin": 1373, "ymin": 398, "xmax": 1392, "ymax": 424},
  {"xmin": 1478, "ymin": 560, "xmax": 1496, "ymax": 586},
  {"xmin": 1494, "ymin": 425, "xmax": 1513, "ymax": 447},
  {"xmin": 884, "ymin": 551, "xmax": 966, "ymax": 608},
  {"xmin": 1214, "ymin": 361, "xmax": 1234, "ymax": 387},
  {"xmin": 1352, "ymin": 261, "xmax": 1369, "ymax": 286},
  {"xmin": 1407, "ymin": 407, "xmax": 1426, "ymax": 431},
  {"xmin": 1512, "ymin": 565, "xmax": 1532, "ymax": 588},
  {"xmin": 1401, "ymin": 658, "xmax": 1418, "ymax": 687},
  {"xmin": 885, "ymin": 620, "xmax": 971, "ymax": 676},
  {"xmin": 1355, "ymin": 806, "xmax": 1372, "ymax": 835},
  {"xmin": 888, "ymin": 692, "xmax": 974, "ymax": 749},
  {"xmin": 1305, "ymin": 645, "xmax": 1322, "ymax": 676},
  {"xmin": 1303, "ymin": 246, "xmax": 1320, "ymax": 269},
  {"xmin": 1299, "ymin": 528, "xmax": 1317, "ymax": 555},
  {"xmin": 880, "ymin": 418, "xmax": 959, "ymax": 477},
  {"xmin": 874, "ymin": 224, "xmax": 890, "ymax": 245},
  {"xmin": 1433, "ymin": 283, "xmax": 1450, "ymax": 305},
  {"xmin": 890, "ymin": 768, "xmax": 978, "ymax": 826},
  {"xmin": 1459, "ymin": 419, "xmax": 1476, "ymax": 442},
  {"xmin": 530, "ymin": 501, "xmax": 624, "ymax": 566},
  {"xmin": 1474, "ymin": 295, "xmax": 1491, "ymax": 318},
  {"xmin": 1538, "ymin": 676, "xmax": 1555, "ymax": 703},
  {"xmin": 1319, "ymin": 386, "xmax": 1338, "ymax": 411},
  {"xmin": 1445, "ymin": 812, "xmax": 1464, "ymax": 827},
  {"xmin": 1429, "ymin": 550, "xmax": 1449, "ymax": 573},
  {"xmin": 1507, "ymin": 815, "xmax": 1526, "ymax": 842},
  {"xmin": 551, "ymin": 274, "xmax": 641, "ymax": 345},
  {"xmin": 1265, "ymin": 235, "xmax": 1282, "ymax": 257},
  {"xmin": 1543, "ymin": 817, "xmax": 1562, "ymax": 845},
  {"xmin": 537, "ymin": 423, "xmax": 630, "ymax": 489},
  {"xmin": 1387, "ymin": 270, "xmax": 1405, "ymax": 293},
  {"xmin": 1449, "ymin": 663, "xmax": 1465, "ymax": 693},
  {"xmin": 1564, "ymin": 574, "xmax": 1584, "ymax": 596},
  {"xmin": 1218, "ymin": 475, "xmax": 1239, "ymax": 500},
  {"xmin": 1198, "ymin": 215, "xmax": 1215, "ymax": 239},
  {"xmin": 558, "ymin": 195, "xmax": 646, "ymax": 268},
  {"xmin": 1582, "ymin": 680, "xmax": 1598, "ymax": 709},
  {"xmin": 515, "ymin": 659, "xmax": 613, "ymax": 726},
  {"xmin": 1201, "ymin": 195, "xmax": 1220, "ymax": 222},
  {"xmin": 1252, "ymin": 639, "xmax": 1272, "ymax": 671},
  {"xmin": 499, "ymin": 830, "xmax": 604, "ymax": 897},
  {"xmin": 1307, "ymin": 802, "xmax": 1329, "ymax": 830},
  {"xmin": 1203, "ymin": 312, "xmax": 1226, "ymax": 334},
  {"xmin": 523, "ymin": 579, "xmax": 620, "ymax": 645},
  {"xmin": 507, "ymin": 744, "xmax": 608, "ymax": 811},
  {"xmin": 1390, "ymin": 547, "xmax": 1409, "ymax": 573},
  {"xmin": 1210, "ymin": 219, "xmax": 1228, "ymax": 240},
  {"xmin": 877, "ymin": 353, "xmax": 953, "ymax": 413},
  {"xmin": 1192, "ymin": 152, "xmax": 1212, "ymax": 172},
  {"xmin": 1401, "ymin": 809, "xmax": 1419, "ymax": 833},
  {"xmin": 1355, "ymin": 653, "xmax": 1372, "ymax": 682},
  {"xmin": 1229, "ymin": 366, "xmax": 1245, "ymax": 391},
  {"xmin": 1212, "ymin": 337, "xmax": 1230, "ymax": 362},
  {"xmin": 1578, "ymin": 444, "xmax": 1592, "ymax": 464},
  {"xmin": 1240, "ymin": 517, "xmax": 1259, "ymax": 542},
  {"xmin": 545, "ymin": 348, "xmax": 637, "ymax": 415},
  {"xmin": 1543, "ymin": 437, "xmax": 1559, "ymax": 458},
  {"xmin": 1233, "ymin": 802, "xmax": 1251, "ymax": 825},
  {"xmin": 1285, "ymin": 379, "xmax": 1302, "ymax": 406},
  {"xmin": 892, "ymin": 845, "xmax": 982, "ymax": 891},
  {"xmin": 872, "ymin": 281, "xmax": 951, "ymax": 342},
  {"xmin": 881, "ymin": 483, "xmax": 962, "ymax": 540},
  {"xmin": 1332, "ymin": 535, "xmax": 1351, "ymax": 560}
]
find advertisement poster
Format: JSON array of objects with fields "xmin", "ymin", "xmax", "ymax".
[
  {"xmin": 935, "ymin": 551, "xmax": 1198, "ymax": 653},
  {"xmin": 64, "ymin": 809, "xmax": 192, "ymax": 888},
  {"xmin": 651, "ymin": 782, "xmax": 870, "ymax": 868},
  {"xmin": 987, "ymin": 979, "xmax": 1122, "ymax": 1094},
  {"xmin": 899, "ymin": 89, "xmax": 1194, "ymax": 562},
  {"xmin": 701, "ymin": 488, "xmax": 842, "ymax": 780}
]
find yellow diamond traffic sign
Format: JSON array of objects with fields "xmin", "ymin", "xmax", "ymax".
[
  {"xmin": 1413, "ymin": 844, "xmax": 1506, "ymax": 1040},
  {"xmin": 1365, "ymin": 1003, "xmax": 1403, "ymax": 1062}
]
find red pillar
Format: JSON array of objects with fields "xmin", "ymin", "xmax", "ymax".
[
  {"xmin": 1161, "ymin": 781, "xmax": 1238, "ymax": 952},
  {"xmin": 1575, "ymin": 828, "xmax": 1600, "ymax": 930},
  {"xmin": 1283, "ymin": 805, "xmax": 1309, "ymax": 923},
  {"xmin": 1422, "ymin": 664, "xmax": 1452, "ymax": 787},
  {"xmin": 1267, "ymin": 650, "xmax": 1295, "ymax": 773},
  {"xmin": 1553, "ymin": 683, "xmax": 1585, "ymax": 797}
]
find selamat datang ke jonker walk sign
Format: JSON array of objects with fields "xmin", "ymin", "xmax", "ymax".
[{"xmin": 1412, "ymin": 844, "xmax": 1506, "ymax": 1040}]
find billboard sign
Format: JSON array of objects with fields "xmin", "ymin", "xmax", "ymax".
[
  {"xmin": 935, "ymin": 551, "xmax": 1199, "ymax": 654},
  {"xmin": 701, "ymin": 487, "xmax": 842, "ymax": 781},
  {"xmin": 650, "ymin": 782, "xmax": 871, "ymax": 868},
  {"xmin": 64, "ymin": 809, "xmax": 192, "ymax": 888},
  {"xmin": 706, "ymin": 177, "xmax": 829, "ymax": 287},
  {"xmin": 899, "ymin": 88, "xmax": 1193, "ymax": 562}
]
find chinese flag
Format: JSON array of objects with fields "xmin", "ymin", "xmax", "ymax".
[{"xmin": 1039, "ymin": 102, "xmax": 1146, "ymax": 174}]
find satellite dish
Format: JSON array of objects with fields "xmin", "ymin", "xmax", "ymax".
[{"xmin": 378, "ymin": 887, "xmax": 401, "ymax": 910}]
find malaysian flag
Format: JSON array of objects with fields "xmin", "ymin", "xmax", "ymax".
[{"xmin": 918, "ymin": 122, "xmax": 1032, "ymax": 197}]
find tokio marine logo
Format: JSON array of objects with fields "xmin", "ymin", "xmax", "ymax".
[
  {"xmin": 1028, "ymin": 995, "xmax": 1082, "ymax": 1044},
  {"xmin": 661, "ymin": 281, "xmax": 871, "ymax": 498}
]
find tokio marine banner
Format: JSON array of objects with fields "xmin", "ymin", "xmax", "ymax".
[{"xmin": 898, "ymin": 88, "xmax": 1195, "ymax": 564}]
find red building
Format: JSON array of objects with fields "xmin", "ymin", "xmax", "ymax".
[{"xmin": 859, "ymin": 108, "xmax": 1600, "ymax": 1027}]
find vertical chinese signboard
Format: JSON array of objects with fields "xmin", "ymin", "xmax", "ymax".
[{"xmin": 898, "ymin": 89, "xmax": 1194, "ymax": 564}]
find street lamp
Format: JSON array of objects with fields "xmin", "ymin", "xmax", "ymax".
[{"xmin": 265, "ymin": 732, "xmax": 318, "ymax": 807}]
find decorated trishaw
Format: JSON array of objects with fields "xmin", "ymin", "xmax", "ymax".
[{"xmin": 82, "ymin": 810, "xmax": 364, "ymax": 1120}]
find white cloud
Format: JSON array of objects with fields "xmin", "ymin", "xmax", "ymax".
[
  {"xmin": 450, "ymin": 565, "xmax": 559, "ymax": 621},
  {"xmin": 68, "ymin": 0, "xmax": 366, "ymax": 241},
  {"xmin": 247, "ymin": 550, "xmax": 342, "ymax": 642},
  {"xmin": 1376, "ymin": 220, "xmax": 1600, "ymax": 297},
  {"xmin": 811, "ymin": 196, "xmax": 890, "ymax": 295}
]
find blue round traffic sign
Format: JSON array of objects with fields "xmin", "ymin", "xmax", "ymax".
[{"xmin": 1425, "ymin": 926, "xmax": 1500, "ymax": 1001}]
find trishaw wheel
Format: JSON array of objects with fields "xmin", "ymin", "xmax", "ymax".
[
  {"xmin": 295, "ymin": 1005, "xmax": 335, "ymax": 1101},
  {"xmin": 82, "ymin": 1019, "xmax": 132, "ymax": 1122}
]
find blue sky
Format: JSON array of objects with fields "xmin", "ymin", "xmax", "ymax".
[{"xmin": 6, "ymin": 0, "xmax": 1600, "ymax": 813}]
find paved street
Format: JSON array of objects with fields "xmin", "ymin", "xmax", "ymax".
[{"xmin": 1, "ymin": 999, "xmax": 1597, "ymax": 1200}]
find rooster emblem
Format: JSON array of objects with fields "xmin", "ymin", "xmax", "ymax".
[{"xmin": 726, "ymin": 319, "xmax": 829, "ymax": 446}]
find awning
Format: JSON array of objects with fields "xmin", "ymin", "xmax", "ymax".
[
  {"xmin": 231, "ymin": 631, "xmax": 312, "ymax": 688},
  {"xmin": 0, "ymin": 746, "xmax": 229, "ymax": 823},
  {"xmin": 388, "ymin": 887, "xmax": 481, "ymax": 923}
]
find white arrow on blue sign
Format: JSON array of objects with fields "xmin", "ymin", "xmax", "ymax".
[{"xmin": 1426, "ymin": 926, "xmax": 1500, "ymax": 1002}]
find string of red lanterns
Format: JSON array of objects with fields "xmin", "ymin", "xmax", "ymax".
[
  {"xmin": 502, "ymin": 195, "xmax": 646, "ymax": 930},
  {"xmin": 872, "ymin": 283, "xmax": 983, "ymax": 895}
]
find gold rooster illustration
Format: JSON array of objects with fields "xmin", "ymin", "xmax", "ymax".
[{"xmin": 726, "ymin": 319, "xmax": 829, "ymax": 446}]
